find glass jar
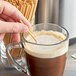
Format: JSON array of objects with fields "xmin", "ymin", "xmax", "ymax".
[{"xmin": 0, "ymin": 0, "xmax": 38, "ymax": 67}]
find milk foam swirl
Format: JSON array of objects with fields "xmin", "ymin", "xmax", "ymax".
[{"xmin": 24, "ymin": 31, "xmax": 68, "ymax": 58}]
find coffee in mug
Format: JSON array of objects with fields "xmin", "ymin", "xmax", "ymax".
[
  {"xmin": 6, "ymin": 23, "xmax": 69, "ymax": 76},
  {"xmin": 23, "ymin": 30, "xmax": 68, "ymax": 76}
]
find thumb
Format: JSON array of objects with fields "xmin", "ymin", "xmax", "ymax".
[{"xmin": 0, "ymin": 20, "xmax": 28, "ymax": 33}]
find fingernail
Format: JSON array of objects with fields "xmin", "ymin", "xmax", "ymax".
[
  {"xmin": 28, "ymin": 22, "xmax": 31, "ymax": 28},
  {"xmin": 0, "ymin": 4, "xmax": 3, "ymax": 14},
  {"xmin": 21, "ymin": 26, "xmax": 28, "ymax": 32}
]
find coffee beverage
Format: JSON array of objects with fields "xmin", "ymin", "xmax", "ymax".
[{"xmin": 24, "ymin": 31, "xmax": 68, "ymax": 76}]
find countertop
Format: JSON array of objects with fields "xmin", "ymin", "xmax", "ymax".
[
  {"xmin": 0, "ymin": 44, "xmax": 76, "ymax": 76},
  {"xmin": 64, "ymin": 44, "xmax": 76, "ymax": 76}
]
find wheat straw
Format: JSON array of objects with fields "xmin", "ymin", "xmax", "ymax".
[{"xmin": 20, "ymin": 20, "xmax": 37, "ymax": 43}]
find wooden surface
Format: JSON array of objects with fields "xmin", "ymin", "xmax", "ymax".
[{"xmin": 0, "ymin": 44, "xmax": 76, "ymax": 76}]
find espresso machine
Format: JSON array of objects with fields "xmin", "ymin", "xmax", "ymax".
[
  {"xmin": 36, "ymin": 0, "xmax": 59, "ymax": 24},
  {"xmin": 35, "ymin": 0, "xmax": 76, "ymax": 45}
]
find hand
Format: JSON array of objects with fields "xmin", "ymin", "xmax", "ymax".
[{"xmin": 0, "ymin": 1, "xmax": 31, "ymax": 42}]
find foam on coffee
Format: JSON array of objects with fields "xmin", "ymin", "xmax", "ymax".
[{"xmin": 24, "ymin": 31, "xmax": 68, "ymax": 58}]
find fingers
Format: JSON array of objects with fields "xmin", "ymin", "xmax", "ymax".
[
  {"xmin": 0, "ymin": 1, "xmax": 31, "ymax": 28},
  {"xmin": 0, "ymin": 14, "xmax": 15, "ymax": 22},
  {"xmin": 0, "ymin": 20, "xmax": 28, "ymax": 33},
  {"xmin": 0, "ymin": 17, "xmax": 5, "ymax": 21},
  {"xmin": 0, "ymin": 1, "xmax": 4, "ymax": 14},
  {"xmin": 12, "ymin": 33, "xmax": 20, "ymax": 42}
]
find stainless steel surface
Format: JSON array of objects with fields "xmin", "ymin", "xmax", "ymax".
[
  {"xmin": 36, "ymin": 0, "xmax": 59, "ymax": 24},
  {"xmin": 0, "ymin": 44, "xmax": 76, "ymax": 76},
  {"xmin": 59, "ymin": 0, "xmax": 76, "ymax": 39}
]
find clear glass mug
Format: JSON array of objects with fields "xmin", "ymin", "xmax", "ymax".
[{"xmin": 6, "ymin": 23, "xmax": 69, "ymax": 76}]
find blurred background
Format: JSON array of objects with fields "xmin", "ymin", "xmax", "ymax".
[{"xmin": 0, "ymin": 0, "xmax": 76, "ymax": 76}]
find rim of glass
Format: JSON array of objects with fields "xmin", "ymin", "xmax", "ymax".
[{"xmin": 22, "ymin": 23, "xmax": 69, "ymax": 46}]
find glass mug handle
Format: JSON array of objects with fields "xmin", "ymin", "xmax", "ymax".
[{"xmin": 6, "ymin": 42, "xmax": 29, "ymax": 76}]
